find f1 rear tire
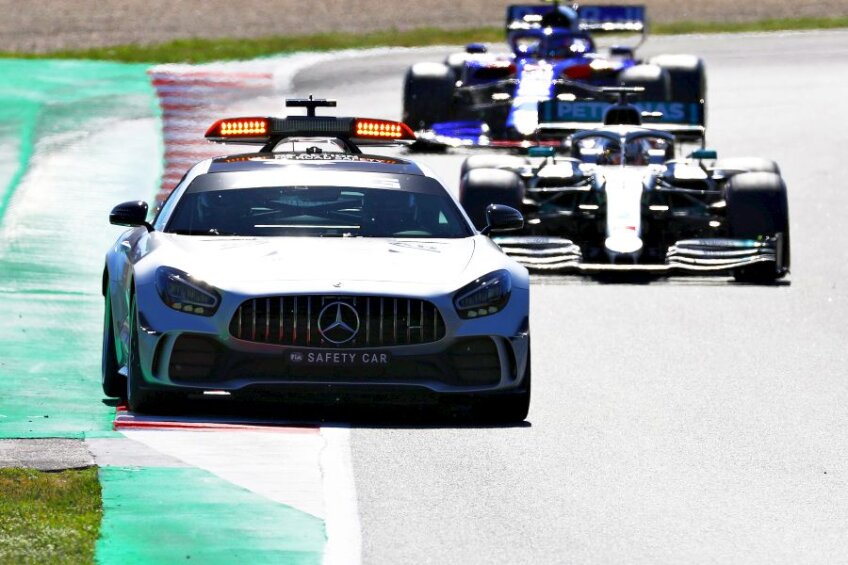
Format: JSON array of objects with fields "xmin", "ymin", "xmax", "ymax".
[
  {"xmin": 650, "ymin": 54, "xmax": 707, "ymax": 104},
  {"xmin": 725, "ymin": 172, "xmax": 790, "ymax": 283},
  {"xmin": 715, "ymin": 157, "xmax": 780, "ymax": 175},
  {"xmin": 618, "ymin": 64, "xmax": 672, "ymax": 102},
  {"xmin": 459, "ymin": 155, "xmax": 529, "ymax": 180},
  {"xmin": 459, "ymin": 168, "xmax": 524, "ymax": 231},
  {"xmin": 444, "ymin": 52, "xmax": 469, "ymax": 80},
  {"xmin": 402, "ymin": 63, "xmax": 456, "ymax": 130}
]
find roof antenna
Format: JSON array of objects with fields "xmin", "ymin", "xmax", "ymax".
[{"xmin": 286, "ymin": 94, "xmax": 337, "ymax": 117}]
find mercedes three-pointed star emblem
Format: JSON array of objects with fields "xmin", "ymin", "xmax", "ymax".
[{"xmin": 317, "ymin": 301, "xmax": 360, "ymax": 344}]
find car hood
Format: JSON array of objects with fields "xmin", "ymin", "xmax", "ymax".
[{"xmin": 149, "ymin": 234, "xmax": 479, "ymax": 289}]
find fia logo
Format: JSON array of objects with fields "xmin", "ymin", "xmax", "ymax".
[{"xmin": 289, "ymin": 352, "xmax": 304, "ymax": 363}]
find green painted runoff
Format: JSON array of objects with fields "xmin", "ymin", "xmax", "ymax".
[
  {"xmin": 0, "ymin": 60, "xmax": 160, "ymax": 438},
  {"xmin": 97, "ymin": 467, "xmax": 325, "ymax": 564}
]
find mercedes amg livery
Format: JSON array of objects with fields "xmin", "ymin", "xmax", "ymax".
[
  {"xmin": 102, "ymin": 99, "xmax": 531, "ymax": 420},
  {"xmin": 458, "ymin": 89, "xmax": 790, "ymax": 282}
]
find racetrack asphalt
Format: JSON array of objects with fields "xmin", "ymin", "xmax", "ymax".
[
  {"xmin": 0, "ymin": 29, "xmax": 845, "ymax": 563},
  {"xmin": 291, "ymin": 30, "xmax": 848, "ymax": 563},
  {"xmin": 1, "ymin": 0, "xmax": 846, "ymax": 53}
]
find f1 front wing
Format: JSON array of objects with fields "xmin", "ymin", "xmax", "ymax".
[{"xmin": 493, "ymin": 235, "xmax": 788, "ymax": 276}]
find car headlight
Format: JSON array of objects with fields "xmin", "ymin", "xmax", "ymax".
[
  {"xmin": 155, "ymin": 267, "xmax": 220, "ymax": 316},
  {"xmin": 454, "ymin": 269, "xmax": 511, "ymax": 319}
]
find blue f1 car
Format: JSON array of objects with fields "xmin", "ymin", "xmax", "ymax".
[{"xmin": 403, "ymin": 2, "xmax": 706, "ymax": 141}]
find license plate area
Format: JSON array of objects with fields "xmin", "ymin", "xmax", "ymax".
[{"xmin": 287, "ymin": 350, "xmax": 391, "ymax": 366}]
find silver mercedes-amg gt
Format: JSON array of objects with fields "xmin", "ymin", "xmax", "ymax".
[{"xmin": 102, "ymin": 99, "xmax": 531, "ymax": 421}]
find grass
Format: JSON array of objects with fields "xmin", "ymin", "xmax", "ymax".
[
  {"xmin": 0, "ymin": 16, "xmax": 846, "ymax": 64},
  {"xmin": 0, "ymin": 27, "xmax": 502, "ymax": 64},
  {"xmin": 655, "ymin": 16, "xmax": 848, "ymax": 35},
  {"xmin": 0, "ymin": 468, "xmax": 101, "ymax": 565}
]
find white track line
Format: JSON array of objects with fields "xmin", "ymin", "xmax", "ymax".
[
  {"xmin": 144, "ymin": 53, "xmax": 374, "ymax": 559},
  {"xmin": 321, "ymin": 427, "xmax": 362, "ymax": 565}
]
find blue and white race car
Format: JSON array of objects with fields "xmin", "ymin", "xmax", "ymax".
[
  {"xmin": 101, "ymin": 98, "xmax": 531, "ymax": 421},
  {"xmin": 403, "ymin": 2, "xmax": 706, "ymax": 142}
]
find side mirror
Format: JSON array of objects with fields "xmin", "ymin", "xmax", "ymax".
[
  {"xmin": 690, "ymin": 149, "xmax": 717, "ymax": 160},
  {"xmin": 482, "ymin": 204, "xmax": 523, "ymax": 235},
  {"xmin": 110, "ymin": 201, "xmax": 152, "ymax": 231},
  {"xmin": 528, "ymin": 146, "xmax": 556, "ymax": 158},
  {"xmin": 465, "ymin": 43, "xmax": 487, "ymax": 54},
  {"xmin": 610, "ymin": 46, "xmax": 634, "ymax": 58}
]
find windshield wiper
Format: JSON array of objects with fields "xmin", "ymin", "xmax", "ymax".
[
  {"xmin": 319, "ymin": 232, "xmax": 360, "ymax": 238},
  {"xmin": 169, "ymin": 229, "xmax": 239, "ymax": 236}
]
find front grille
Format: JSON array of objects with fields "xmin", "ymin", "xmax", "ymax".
[{"xmin": 229, "ymin": 295, "xmax": 446, "ymax": 348}]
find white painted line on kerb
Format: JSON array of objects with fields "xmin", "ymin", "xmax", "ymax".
[
  {"xmin": 121, "ymin": 425, "xmax": 362, "ymax": 563},
  {"xmin": 123, "ymin": 429, "xmax": 326, "ymax": 518},
  {"xmin": 143, "ymin": 51, "xmax": 382, "ymax": 561},
  {"xmin": 321, "ymin": 427, "xmax": 362, "ymax": 565}
]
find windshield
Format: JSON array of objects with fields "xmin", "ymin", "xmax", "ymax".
[
  {"xmin": 165, "ymin": 185, "xmax": 473, "ymax": 238},
  {"xmin": 511, "ymin": 33, "xmax": 542, "ymax": 56},
  {"xmin": 540, "ymin": 34, "xmax": 593, "ymax": 59}
]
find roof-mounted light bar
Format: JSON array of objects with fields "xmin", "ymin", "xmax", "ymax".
[{"xmin": 205, "ymin": 99, "xmax": 416, "ymax": 150}]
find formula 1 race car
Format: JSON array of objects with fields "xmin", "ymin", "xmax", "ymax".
[
  {"xmin": 102, "ymin": 98, "xmax": 531, "ymax": 421},
  {"xmin": 403, "ymin": 2, "xmax": 706, "ymax": 141},
  {"xmin": 457, "ymin": 89, "xmax": 790, "ymax": 282}
]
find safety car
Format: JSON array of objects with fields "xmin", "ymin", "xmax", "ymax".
[{"xmin": 102, "ymin": 98, "xmax": 531, "ymax": 420}]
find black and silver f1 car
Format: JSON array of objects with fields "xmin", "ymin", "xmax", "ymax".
[{"xmin": 458, "ymin": 90, "xmax": 790, "ymax": 282}]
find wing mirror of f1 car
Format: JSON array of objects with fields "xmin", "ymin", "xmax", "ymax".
[
  {"xmin": 483, "ymin": 204, "xmax": 524, "ymax": 235},
  {"xmin": 110, "ymin": 200, "xmax": 153, "ymax": 232},
  {"xmin": 690, "ymin": 149, "xmax": 717, "ymax": 160}
]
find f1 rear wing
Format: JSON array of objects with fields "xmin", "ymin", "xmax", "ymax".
[
  {"xmin": 576, "ymin": 5, "xmax": 646, "ymax": 33},
  {"xmin": 506, "ymin": 3, "xmax": 646, "ymax": 34},
  {"xmin": 537, "ymin": 98, "xmax": 705, "ymax": 143},
  {"xmin": 506, "ymin": 4, "xmax": 578, "ymax": 32}
]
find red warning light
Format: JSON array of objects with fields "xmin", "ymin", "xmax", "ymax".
[
  {"xmin": 206, "ymin": 117, "xmax": 269, "ymax": 139},
  {"xmin": 353, "ymin": 119, "xmax": 415, "ymax": 140}
]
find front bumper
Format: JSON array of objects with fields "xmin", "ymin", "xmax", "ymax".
[{"xmin": 133, "ymin": 286, "xmax": 530, "ymax": 396}]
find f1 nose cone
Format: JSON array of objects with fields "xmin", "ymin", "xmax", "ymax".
[{"xmin": 605, "ymin": 232, "xmax": 643, "ymax": 255}]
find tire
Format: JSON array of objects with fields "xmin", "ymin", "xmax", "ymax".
[
  {"xmin": 127, "ymin": 295, "xmax": 167, "ymax": 414},
  {"xmin": 402, "ymin": 62, "xmax": 456, "ymax": 129},
  {"xmin": 459, "ymin": 168, "xmax": 524, "ymax": 231},
  {"xmin": 473, "ymin": 346, "xmax": 531, "ymax": 423},
  {"xmin": 649, "ymin": 54, "xmax": 707, "ymax": 104},
  {"xmin": 714, "ymin": 157, "xmax": 780, "ymax": 176},
  {"xmin": 101, "ymin": 291, "xmax": 126, "ymax": 398},
  {"xmin": 724, "ymin": 172, "xmax": 790, "ymax": 282},
  {"xmin": 459, "ymin": 154, "xmax": 529, "ymax": 180},
  {"xmin": 444, "ymin": 52, "xmax": 469, "ymax": 80},
  {"xmin": 618, "ymin": 64, "xmax": 671, "ymax": 102}
]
